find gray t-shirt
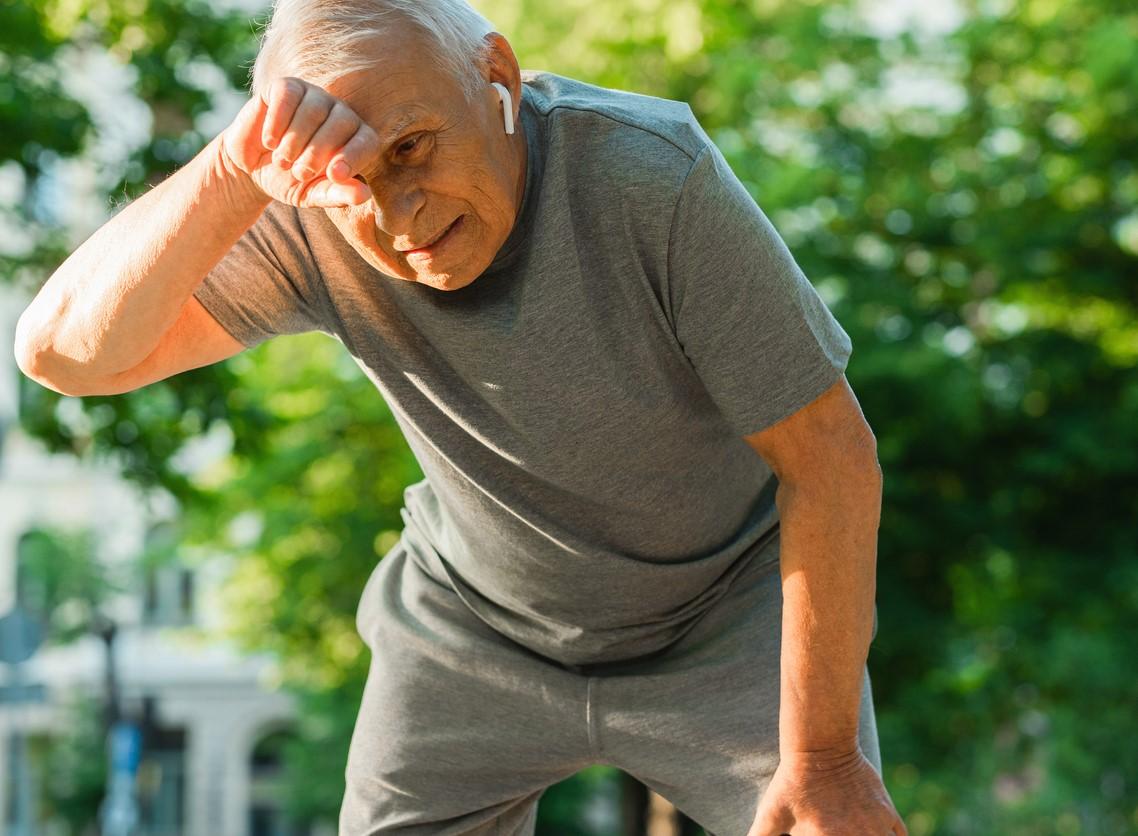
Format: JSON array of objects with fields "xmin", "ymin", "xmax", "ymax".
[{"xmin": 193, "ymin": 71, "xmax": 852, "ymax": 668}]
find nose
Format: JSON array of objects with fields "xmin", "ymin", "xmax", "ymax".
[{"xmin": 368, "ymin": 172, "xmax": 426, "ymax": 238}]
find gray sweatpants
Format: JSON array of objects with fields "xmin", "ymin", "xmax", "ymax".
[{"xmin": 341, "ymin": 540, "xmax": 882, "ymax": 836}]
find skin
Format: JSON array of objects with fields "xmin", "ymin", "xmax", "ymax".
[
  {"xmin": 224, "ymin": 22, "xmax": 905, "ymax": 832},
  {"xmin": 239, "ymin": 29, "xmax": 907, "ymax": 831},
  {"xmin": 321, "ymin": 29, "xmax": 527, "ymax": 291},
  {"xmin": 744, "ymin": 376, "xmax": 907, "ymax": 836},
  {"xmin": 17, "ymin": 44, "xmax": 905, "ymax": 823},
  {"xmin": 237, "ymin": 23, "xmax": 528, "ymax": 291},
  {"xmin": 14, "ymin": 27, "xmax": 525, "ymax": 392}
]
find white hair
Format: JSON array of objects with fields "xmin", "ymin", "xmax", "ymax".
[{"xmin": 250, "ymin": 0, "xmax": 497, "ymax": 103}]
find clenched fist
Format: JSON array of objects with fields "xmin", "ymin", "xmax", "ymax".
[{"xmin": 221, "ymin": 77, "xmax": 379, "ymax": 208}]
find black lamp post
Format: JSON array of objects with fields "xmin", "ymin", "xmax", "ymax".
[{"xmin": 90, "ymin": 612, "xmax": 120, "ymax": 730}]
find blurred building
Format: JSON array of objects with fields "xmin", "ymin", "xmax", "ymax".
[{"xmin": 0, "ymin": 285, "xmax": 318, "ymax": 835}]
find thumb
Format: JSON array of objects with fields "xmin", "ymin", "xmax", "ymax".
[
  {"xmin": 233, "ymin": 94, "xmax": 268, "ymax": 138},
  {"xmin": 302, "ymin": 175, "xmax": 372, "ymax": 208},
  {"xmin": 748, "ymin": 799, "xmax": 794, "ymax": 836},
  {"xmin": 222, "ymin": 95, "xmax": 270, "ymax": 172}
]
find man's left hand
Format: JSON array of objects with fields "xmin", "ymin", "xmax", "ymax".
[{"xmin": 746, "ymin": 748, "xmax": 908, "ymax": 836}]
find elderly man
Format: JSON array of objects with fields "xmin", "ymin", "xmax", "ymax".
[{"xmin": 14, "ymin": 0, "xmax": 907, "ymax": 834}]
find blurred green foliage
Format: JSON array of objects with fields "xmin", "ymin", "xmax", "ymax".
[
  {"xmin": 4, "ymin": 0, "xmax": 1137, "ymax": 834},
  {"xmin": 35, "ymin": 694, "xmax": 109, "ymax": 831},
  {"xmin": 15, "ymin": 527, "xmax": 121, "ymax": 644}
]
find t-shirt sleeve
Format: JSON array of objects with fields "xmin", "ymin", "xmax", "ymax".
[
  {"xmin": 666, "ymin": 142, "xmax": 853, "ymax": 438},
  {"xmin": 192, "ymin": 202, "xmax": 331, "ymax": 349}
]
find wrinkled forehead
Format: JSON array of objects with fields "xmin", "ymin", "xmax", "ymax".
[
  {"xmin": 322, "ymin": 27, "xmax": 472, "ymax": 128},
  {"xmin": 326, "ymin": 57, "xmax": 470, "ymax": 143}
]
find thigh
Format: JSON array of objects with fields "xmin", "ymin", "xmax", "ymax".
[
  {"xmin": 591, "ymin": 555, "xmax": 883, "ymax": 836},
  {"xmin": 341, "ymin": 541, "xmax": 591, "ymax": 835}
]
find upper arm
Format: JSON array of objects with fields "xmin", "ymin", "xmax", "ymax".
[
  {"xmin": 188, "ymin": 201, "xmax": 329, "ymax": 349},
  {"xmin": 743, "ymin": 374, "xmax": 880, "ymax": 484},
  {"xmin": 23, "ymin": 203, "xmax": 328, "ymax": 398},
  {"xmin": 667, "ymin": 141, "xmax": 854, "ymax": 439},
  {"xmin": 56, "ymin": 295, "xmax": 247, "ymax": 396}
]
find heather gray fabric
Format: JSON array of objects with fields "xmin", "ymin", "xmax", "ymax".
[
  {"xmin": 341, "ymin": 533, "xmax": 880, "ymax": 835},
  {"xmin": 193, "ymin": 70, "xmax": 875, "ymax": 834},
  {"xmin": 193, "ymin": 70, "xmax": 854, "ymax": 669}
]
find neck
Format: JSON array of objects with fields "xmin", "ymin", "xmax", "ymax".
[{"xmin": 511, "ymin": 111, "xmax": 528, "ymax": 209}]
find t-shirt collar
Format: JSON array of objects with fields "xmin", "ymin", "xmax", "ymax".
[{"xmin": 483, "ymin": 83, "xmax": 544, "ymax": 275}]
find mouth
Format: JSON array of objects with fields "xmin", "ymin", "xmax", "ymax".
[{"xmin": 401, "ymin": 216, "xmax": 464, "ymax": 256}]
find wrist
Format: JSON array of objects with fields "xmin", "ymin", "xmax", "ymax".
[
  {"xmin": 778, "ymin": 743, "xmax": 863, "ymax": 775},
  {"xmin": 202, "ymin": 134, "xmax": 272, "ymax": 218},
  {"xmin": 778, "ymin": 691, "xmax": 863, "ymax": 760}
]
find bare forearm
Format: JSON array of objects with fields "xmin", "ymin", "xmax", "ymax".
[
  {"xmin": 14, "ymin": 134, "xmax": 269, "ymax": 385},
  {"xmin": 776, "ymin": 462, "xmax": 882, "ymax": 761}
]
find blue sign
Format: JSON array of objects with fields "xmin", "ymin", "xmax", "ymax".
[
  {"xmin": 0, "ymin": 608, "xmax": 44, "ymax": 665},
  {"xmin": 102, "ymin": 722, "xmax": 142, "ymax": 836},
  {"xmin": 0, "ymin": 683, "xmax": 46, "ymax": 704},
  {"xmin": 110, "ymin": 722, "xmax": 142, "ymax": 774}
]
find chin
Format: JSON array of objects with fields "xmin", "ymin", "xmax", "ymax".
[
  {"xmin": 414, "ymin": 268, "xmax": 481, "ymax": 291},
  {"xmin": 411, "ymin": 247, "xmax": 498, "ymax": 291},
  {"xmin": 357, "ymin": 249, "xmax": 474, "ymax": 290}
]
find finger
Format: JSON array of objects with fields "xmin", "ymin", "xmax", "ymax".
[
  {"xmin": 290, "ymin": 100, "xmax": 361, "ymax": 182},
  {"xmin": 234, "ymin": 94, "xmax": 268, "ymax": 138},
  {"xmin": 750, "ymin": 806, "xmax": 793, "ymax": 836},
  {"xmin": 326, "ymin": 122, "xmax": 380, "ymax": 183},
  {"xmin": 302, "ymin": 176, "xmax": 372, "ymax": 208},
  {"xmin": 275, "ymin": 88, "xmax": 335, "ymax": 170},
  {"xmin": 261, "ymin": 77, "xmax": 306, "ymax": 151},
  {"xmin": 228, "ymin": 95, "xmax": 270, "ymax": 163}
]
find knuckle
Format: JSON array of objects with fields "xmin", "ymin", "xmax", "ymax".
[
  {"xmin": 294, "ymin": 154, "xmax": 321, "ymax": 176},
  {"xmin": 328, "ymin": 100, "xmax": 359, "ymax": 124},
  {"xmin": 276, "ymin": 141, "xmax": 302, "ymax": 164},
  {"xmin": 339, "ymin": 138, "xmax": 370, "ymax": 169},
  {"xmin": 346, "ymin": 125, "xmax": 379, "ymax": 160},
  {"xmin": 297, "ymin": 98, "xmax": 328, "ymax": 128},
  {"xmin": 328, "ymin": 115, "xmax": 356, "ymax": 137},
  {"xmin": 359, "ymin": 123, "xmax": 379, "ymax": 146},
  {"xmin": 277, "ymin": 130, "xmax": 301, "ymax": 151},
  {"xmin": 302, "ymin": 87, "xmax": 332, "ymax": 115},
  {"xmin": 273, "ymin": 76, "xmax": 304, "ymax": 102}
]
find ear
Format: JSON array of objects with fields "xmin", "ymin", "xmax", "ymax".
[{"xmin": 480, "ymin": 32, "xmax": 523, "ymax": 127}]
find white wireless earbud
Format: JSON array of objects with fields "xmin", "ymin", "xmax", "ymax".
[{"xmin": 490, "ymin": 82, "xmax": 515, "ymax": 135}]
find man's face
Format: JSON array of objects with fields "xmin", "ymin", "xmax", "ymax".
[{"xmin": 321, "ymin": 27, "xmax": 526, "ymax": 291}]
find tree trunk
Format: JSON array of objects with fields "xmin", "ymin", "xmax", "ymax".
[{"xmin": 621, "ymin": 772, "xmax": 704, "ymax": 835}]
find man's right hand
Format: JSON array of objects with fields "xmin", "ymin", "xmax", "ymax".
[{"xmin": 221, "ymin": 77, "xmax": 379, "ymax": 208}]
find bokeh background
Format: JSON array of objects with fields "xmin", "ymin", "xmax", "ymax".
[{"xmin": 1, "ymin": 0, "xmax": 1135, "ymax": 834}]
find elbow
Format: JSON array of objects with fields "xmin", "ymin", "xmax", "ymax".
[
  {"xmin": 836, "ymin": 417, "xmax": 882, "ymax": 484},
  {"xmin": 13, "ymin": 306, "xmax": 36, "ymax": 365},
  {"xmin": 846, "ymin": 431, "xmax": 884, "ymax": 495},
  {"xmin": 13, "ymin": 312, "xmax": 99, "ymax": 397},
  {"xmin": 14, "ymin": 349, "xmax": 84, "ymax": 397},
  {"xmin": 13, "ymin": 311, "xmax": 51, "ymax": 387},
  {"xmin": 856, "ymin": 428, "xmax": 882, "ymax": 479},
  {"xmin": 859, "ymin": 428, "xmax": 883, "ymax": 487},
  {"xmin": 776, "ymin": 430, "xmax": 883, "ymax": 506}
]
